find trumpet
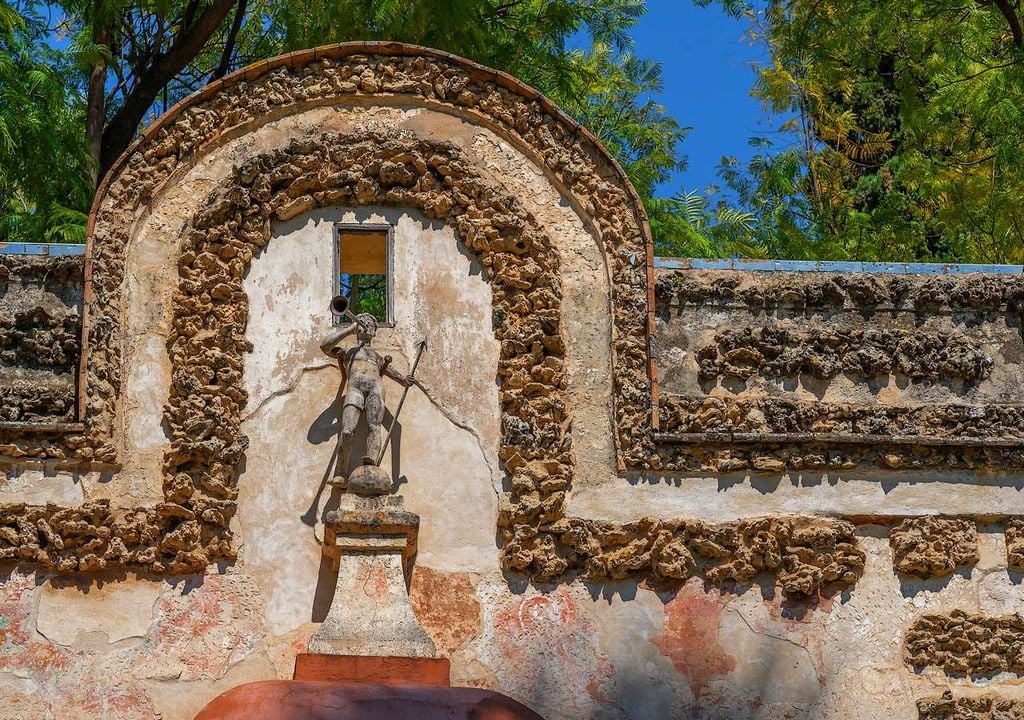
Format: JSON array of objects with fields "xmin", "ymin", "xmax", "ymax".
[{"xmin": 330, "ymin": 294, "xmax": 369, "ymax": 329}]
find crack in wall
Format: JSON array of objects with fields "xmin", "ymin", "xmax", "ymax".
[
  {"xmin": 723, "ymin": 600, "xmax": 818, "ymax": 662},
  {"xmin": 240, "ymin": 361, "xmax": 334, "ymax": 424},
  {"xmin": 415, "ymin": 380, "xmax": 500, "ymax": 501}
]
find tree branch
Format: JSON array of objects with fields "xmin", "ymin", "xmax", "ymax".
[
  {"xmin": 86, "ymin": 3, "xmax": 109, "ymax": 187},
  {"xmin": 979, "ymin": 0, "xmax": 1024, "ymax": 48},
  {"xmin": 213, "ymin": 0, "xmax": 247, "ymax": 80},
  {"xmin": 99, "ymin": 0, "xmax": 238, "ymax": 174}
]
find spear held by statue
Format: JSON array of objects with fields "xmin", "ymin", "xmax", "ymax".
[{"xmin": 377, "ymin": 337, "xmax": 428, "ymax": 466}]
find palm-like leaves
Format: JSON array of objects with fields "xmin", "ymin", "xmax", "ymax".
[{"xmin": 0, "ymin": 1, "xmax": 92, "ymax": 243}]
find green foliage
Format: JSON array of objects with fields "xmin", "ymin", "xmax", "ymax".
[
  {"xmin": 700, "ymin": 0, "xmax": 1024, "ymax": 262},
  {"xmin": 0, "ymin": 1, "xmax": 92, "ymax": 243},
  {"xmin": 1, "ymin": 0, "xmax": 690, "ymax": 250},
  {"xmin": 11, "ymin": 0, "xmax": 1024, "ymax": 262},
  {"xmin": 342, "ymin": 273, "xmax": 389, "ymax": 324},
  {"xmin": 647, "ymin": 191, "xmax": 765, "ymax": 258}
]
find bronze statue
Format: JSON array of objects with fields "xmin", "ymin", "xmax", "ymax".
[{"xmin": 320, "ymin": 297, "xmax": 413, "ymax": 490}]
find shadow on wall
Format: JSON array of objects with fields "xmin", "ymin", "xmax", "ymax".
[
  {"xmin": 303, "ymin": 384, "xmax": 409, "ymax": 622},
  {"xmin": 478, "ymin": 574, "xmax": 839, "ymax": 719}
]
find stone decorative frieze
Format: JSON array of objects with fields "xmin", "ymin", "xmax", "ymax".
[
  {"xmin": 1007, "ymin": 518, "xmax": 1024, "ymax": 571},
  {"xmin": 501, "ymin": 514, "xmax": 864, "ymax": 595},
  {"xmin": 0, "ymin": 499, "xmax": 231, "ymax": 572},
  {"xmin": 918, "ymin": 692, "xmax": 1024, "ymax": 720},
  {"xmin": 905, "ymin": 610, "xmax": 1024, "ymax": 676},
  {"xmin": 697, "ymin": 325, "xmax": 992, "ymax": 383},
  {"xmin": 0, "ymin": 255, "xmax": 82, "ymax": 425},
  {"xmin": 890, "ymin": 518, "xmax": 978, "ymax": 578},
  {"xmin": 654, "ymin": 267, "xmax": 1024, "ymax": 471},
  {"xmin": 656, "ymin": 270, "xmax": 1024, "ymax": 313}
]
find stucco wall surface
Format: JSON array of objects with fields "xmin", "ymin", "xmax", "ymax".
[
  {"xmin": 3, "ymin": 45, "xmax": 1024, "ymax": 720},
  {"xmin": 2, "ymin": 533, "xmax": 1024, "ymax": 720}
]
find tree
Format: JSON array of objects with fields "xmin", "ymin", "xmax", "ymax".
[
  {"xmin": 0, "ymin": 2, "xmax": 92, "ymax": 243},
  {"xmin": 702, "ymin": 0, "xmax": 1024, "ymax": 263},
  {"xmin": 3, "ymin": 0, "xmax": 689, "ymax": 250}
]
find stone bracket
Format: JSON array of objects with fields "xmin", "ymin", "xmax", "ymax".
[{"xmin": 322, "ymin": 496, "xmax": 419, "ymax": 578}]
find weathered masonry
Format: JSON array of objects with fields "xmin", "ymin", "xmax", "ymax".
[{"xmin": 1, "ymin": 44, "xmax": 1023, "ymax": 720}]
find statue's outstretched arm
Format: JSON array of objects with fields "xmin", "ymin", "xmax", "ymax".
[
  {"xmin": 383, "ymin": 363, "xmax": 414, "ymax": 387},
  {"xmin": 320, "ymin": 324, "xmax": 357, "ymax": 356}
]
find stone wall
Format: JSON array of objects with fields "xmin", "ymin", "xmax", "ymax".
[
  {"xmin": 2, "ymin": 44, "xmax": 1024, "ymax": 720},
  {"xmin": 652, "ymin": 265, "xmax": 1024, "ymax": 472},
  {"xmin": 0, "ymin": 255, "xmax": 82, "ymax": 425}
]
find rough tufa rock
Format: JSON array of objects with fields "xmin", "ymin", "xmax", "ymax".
[
  {"xmin": 905, "ymin": 610, "xmax": 1024, "ymax": 676},
  {"xmin": 697, "ymin": 325, "xmax": 992, "ymax": 384},
  {"xmin": 501, "ymin": 514, "xmax": 864, "ymax": 596},
  {"xmin": 918, "ymin": 691, "xmax": 1024, "ymax": 720},
  {"xmin": 890, "ymin": 517, "xmax": 978, "ymax": 578},
  {"xmin": 656, "ymin": 270, "xmax": 1024, "ymax": 315},
  {"xmin": 0, "ymin": 499, "xmax": 233, "ymax": 573},
  {"xmin": 1007, "ymin": 518, "xmax": 1024, "ymax": 571},
  {"xmin": 0, "ymin": 255, "xmax": 82, "ymax": 424}
]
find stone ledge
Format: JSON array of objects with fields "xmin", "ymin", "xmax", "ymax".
[{"xmin": 293, "ymin": 654, "xmax": 450, "ymax": 686}]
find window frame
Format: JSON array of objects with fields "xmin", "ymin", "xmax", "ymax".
[{"xmin": 332, "ymin": 222, "xmax": 395, "ymax": 327}]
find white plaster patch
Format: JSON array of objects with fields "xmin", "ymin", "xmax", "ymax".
[
  {"xmin": 35, "ymin": 577, "xmax": 163, "ymax": 645},
  {"xmin": 126, "ymin": 334, "xmax": 172, "ymax": 453},
  {"xmin": 236, "ymin": 368, "xmax": 333, "ymax": 633},
  {"xmin": 242, "ymin": 211, "xmax": 336, "ymax": 413},
  {"xmin": 394, "ymin": 388, "xmax": 499, "ymax": 571},
  {"xmin": 0, "ymin": 468, "xmax": 85, "ymax": 506}
]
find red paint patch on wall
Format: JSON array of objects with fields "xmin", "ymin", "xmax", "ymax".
[
  {"xmin": 60, "ymin": 680, "xmax": 159, "ymax": 720},
  {"xmin": 0, "ymin": 584, "xmax": 75, "ymax": 680},
  {"xmin": 491, "ymin": 589, "xmax": 616, "ymax": 718},
  {"xmin": 652, "ymin": 585, "xmax": 736, "ymax": 698},
  {"xmin": 410, "ymin": 567, "xmax": 482, "ymax": 657},
  {"xmin": 495, "ymin": 588, "xmax": 577, "ymax": 639},
  {"xmin": 147, "ymin": 575, "xmax": 263, "ymax": 681},
  {"xmin": 363, "ymin": 563, "xmax": 390, "ymax": 600}
]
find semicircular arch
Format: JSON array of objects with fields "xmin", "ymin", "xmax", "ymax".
[{"xmin": 82, "ymin": 43, "xmax": 655, "ymax": 471}]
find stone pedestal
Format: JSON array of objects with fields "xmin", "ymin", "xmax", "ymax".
[{"xmin": 307, "ymin": 495, "xmax": 436, "ymax": 658}]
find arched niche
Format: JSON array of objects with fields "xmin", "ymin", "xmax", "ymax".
[{"xmin": 38, "ymin": 43, "xmax": 655, "ymax": 580}]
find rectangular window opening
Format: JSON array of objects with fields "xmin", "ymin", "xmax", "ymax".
[{"xmin": 334, "ymin": 224, "xmax": 393, "ymax": 326}]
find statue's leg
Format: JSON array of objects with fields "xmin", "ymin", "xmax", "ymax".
[
  {"xmin": 338, "ymin": 403, "xmax": 361, "ymax": 478},
  {"xmin": 364, "ymin": 389, "xmax": 384, "ymax": 465}
]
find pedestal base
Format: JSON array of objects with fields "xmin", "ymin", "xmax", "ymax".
[
  {"xmin": 293, "ymin": 654, "xmax": 450, "ymax": 686},
  {"xmin": 307, "ymin": 495, "xmax": 435, "ymax": 658}
]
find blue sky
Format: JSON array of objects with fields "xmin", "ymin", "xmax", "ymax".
[{"xmin": 626, "ymin": 0, "xmax": 770, "ymax": 198}]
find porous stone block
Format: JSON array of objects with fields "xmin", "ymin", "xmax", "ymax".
[
  {"xmin": 308, "ymin": 495, "xmax": 434, "ymax": 658},
  {"xmin": 918, "ymin": 691, "xmax": 1024, "ymax": 719},
  {"xmin": 890, "ymin": 517, "xmax": 978, "ymax": 577},
  {"xmin": 905, "ymin": 610, "xmax": 1024, "ymax": 676}
]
